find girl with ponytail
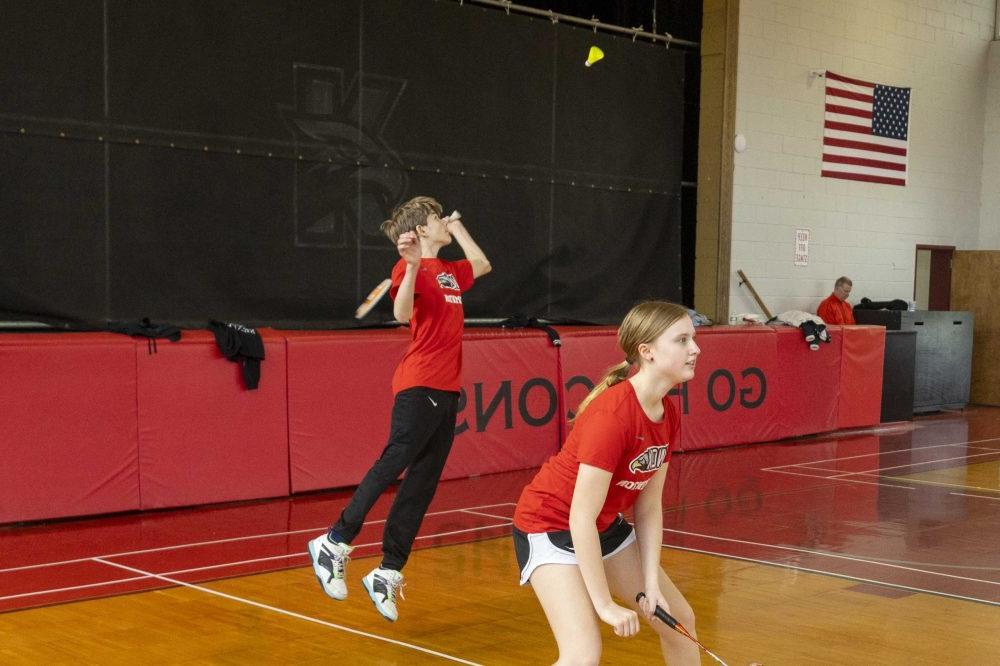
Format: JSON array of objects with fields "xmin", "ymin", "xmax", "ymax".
[{"xmin": 512, "ymin": 301, "xmax": 701, "ymax": 665}]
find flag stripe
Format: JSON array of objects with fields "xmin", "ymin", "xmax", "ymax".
[
  {"xmin": 825, "ymin": 119, "xmax": 873, "ymax": 135},
  {"xmin": 824, "ymin": 146, "xmax": 907, "ymax": 167},
  {"xmin": 826, "ymin": 95, "xmax": 872, "ymax": 112},
  {"xmin": 824, "ymin": 128, "xmax": 907, "ymax": 149},
  {"xmin": 822, "ymin": 153, "xmax": 906, "ymax": 171},
  {"xmin": 821, "ymin": 166, "xmax": 908, "ymax": 182},
  {"xmin": 823, "ymin": 71, "xmax": 909, "ymax": 187},
  {"xmin": 820, "ymin": 162, "xmax": 906, "ymax": 178},
  {"xmin": 826, "ymin": 88, "xmax": 874, "ymax": 104},
  {"xmin": 821, "ymin": 170, "xmax": 906, "ymax": 186},
  {"xmin": 826, "ymin": 103, "xmax": 872, "ymax": 119},
  {"xmin": 826, "ymin": 112, "xmax": 877, "ymax": 126},
  {"xmin": 824, "ymin": 137, "xmax": 908, "ymax": 157},
  {"xmin": 822, "ymin": 162, "xmax": 908, "ymax": 179},
  {"xmin": 825, "ymin": 71, "xmax": 875, "ymax": 88},
  {"xmin": 826, "ymin": 79, "xmax": 877, "ymax": 97}
]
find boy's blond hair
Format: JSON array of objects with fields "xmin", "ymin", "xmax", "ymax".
[{"xmin": 379, "ymin": 196, "xmax": 443, "ymax": 243}]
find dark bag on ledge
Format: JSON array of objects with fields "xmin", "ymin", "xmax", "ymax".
[{"xmin": 854, "ymin": 297, "xmax": 908, "ymax": 311}]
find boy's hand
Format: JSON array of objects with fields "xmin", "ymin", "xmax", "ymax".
[
  {"xmin": 397, "ymin": 231, "xmax": 421, "ymax": 266},
  {"xmin": 445, "ymin": 216, "xmax": 466, "ymax": 236}
]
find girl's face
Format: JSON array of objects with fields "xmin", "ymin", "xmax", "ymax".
[{"xmin": 638, "ymin": 316, "xmax": 700, "ymax": 384}]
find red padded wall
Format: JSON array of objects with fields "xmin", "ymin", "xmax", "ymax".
[
  {"xmin": 679, "ymin": 326, "xmax": 782, "ymax": 450},
  {"xmin": 837, "ymin": 325, "xmax": 885, "ymax": 428},
  {"xmin": 772, "ymin": 326, "xmax": 843, "ymax": 439},
  {"xmin": 136, "ymin": 330, "xmax": 289, "ymax": 509},
  {"xmin": 0, "ymin": 334, "xmax": 139, "ymax": 522},
  {"xmin": 287, "ymin": 329, "xmax": 560, "ymax": 492},
  {"xmin": 556, "ymin": 328, "xmax": 622, "ymax": 419},
  {"xmin": 1, "ymin": 324, "xmax": 888, "ymax": 524},
  {"xmin": 444, "ymin": 331, "xmax": 560, "ymax": 480},
  {"xmin": 287, "ymin": 330, "xmax": 410, "ymax": 493}
]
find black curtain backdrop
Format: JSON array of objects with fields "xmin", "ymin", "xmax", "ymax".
[{"xmin": 0, "ymin": 0, "xmax": 686, "ymax": 327}]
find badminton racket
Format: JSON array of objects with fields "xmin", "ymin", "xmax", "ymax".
[
  {"xmin": 355, "ymin": 210, "xmax": 458, "ymax": 320},
  {"xmin": 354, "ymin": 278, "xmax": 392, "ymax": 319},
  {"xmin": 636, "ymin": 593, "xmax": 730, "ymax": 666}
]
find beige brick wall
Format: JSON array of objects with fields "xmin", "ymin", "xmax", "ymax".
[{"xmin": 727, "ymin": 0, "xmax": 996, "ymax": 317}]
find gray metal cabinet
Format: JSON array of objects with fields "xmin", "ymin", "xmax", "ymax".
[{"xmin": 852, "ymin": 310, "xmax": 973, "ymax": 412}]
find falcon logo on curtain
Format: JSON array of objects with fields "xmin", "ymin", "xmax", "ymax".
[{"xmin": 822, "ymin": 71, "xmax": 910, "ymax": 186}]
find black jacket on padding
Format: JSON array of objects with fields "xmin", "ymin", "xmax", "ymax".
[
  {"xmin": 108, "ymin": 317, "xmax": 182, "ymax": 354},
  {"xmin": 209, "ymin": 321, "xmax": 265, "ymax": 390}
]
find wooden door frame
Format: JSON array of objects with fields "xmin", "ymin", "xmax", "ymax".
[{"xmin": 914, "ymin": 244, "xmax": 955, "ymax": 310}]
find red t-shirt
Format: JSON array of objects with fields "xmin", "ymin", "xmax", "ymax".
[
  {"xmin": 817, "ymin": 293, "xmax": 855, "ymax": 325},
  {"xmin": 390, "ymin": 257, "xmax": 474, "ymax": 394},
  {"xmin": 513, "ymin": 380, "xmax": 680, "ymax": 533}
]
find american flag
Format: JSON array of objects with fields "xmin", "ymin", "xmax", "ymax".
[{"xmin": 822, "ymin": 71, "xmax": 910, "ymax": 186}]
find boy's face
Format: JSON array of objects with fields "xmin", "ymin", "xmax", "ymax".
[{"xmin": 419, "ymin": 212, "xmax": 453, "ymax": 246}]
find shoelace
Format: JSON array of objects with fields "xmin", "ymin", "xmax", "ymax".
[
  {"xmin": 382, "ymin": 574, "xmax": 406, "ymax": 603},
  {"xmin": 331, "ymin": 550, "xmax": 350, "ymax": 579},
  {"xmin": 320, "ymin": 542, "xmax": 350, "ymax": 580}
]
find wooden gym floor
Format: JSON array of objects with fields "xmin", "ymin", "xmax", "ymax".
[{"xmin": 3, "ymin": 408, "xmax": 999, "ymax": 664}]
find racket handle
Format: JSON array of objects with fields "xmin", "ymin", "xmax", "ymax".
[{"xmin": 635, "ymin": 593, "xmax": 679, "ymax": 629}]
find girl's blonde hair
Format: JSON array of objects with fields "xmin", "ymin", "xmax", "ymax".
[
  {"xmin": 573, "ymin": 301, "xmax": 690, "ymax": 419},
  {"xmin": 379, "ymin": 196, "xmax": 443, "ymax": 243}
]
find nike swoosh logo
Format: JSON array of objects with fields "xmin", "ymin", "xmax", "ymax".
[{"xmin": 428, "ymin": 396, "xmax": 438, "ymax": 407}]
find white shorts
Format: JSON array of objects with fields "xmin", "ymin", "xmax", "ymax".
[{"xmin": 512, "ymin": 514, "xmax": 636, "ymax": 586}]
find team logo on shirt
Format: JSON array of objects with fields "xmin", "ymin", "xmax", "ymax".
[
  {"xmin": 628, "ymin": 445, "xmax": 668, "ymax": 474},
  {"xmin": 436, "ymin": 272, "xmax": 460, "ymax": 291}
]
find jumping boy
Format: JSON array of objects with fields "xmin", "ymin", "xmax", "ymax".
[{"xmin": 308, "ymin": 196, "xmax": 491, "ymax": 621}]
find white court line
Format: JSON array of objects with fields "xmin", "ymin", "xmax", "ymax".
[
  {"xmin": 160, "ymin": 522, "xmax": 514, "ymax": 579},
  {"xmin": 770, "ymin": 465, "xmax": 846, "ymax": 474},
  {"xmin": 0, "ymin": 502, "xmax": 518, "ymax": 575},
  {"xmin": 0, "ymin": 521, "xmax": 512, "ymax": 604},
  {"xmin": 786, "ymin": 453, "xmax": 1000, "ymax": 477},
  {"xmin": 860, "ymin": 475, "xmax": 1000, "ymax": 494},
  {"xmin": 763, "ymin": 467, "xmax": 915, "ymax": 490},
  {"xmin": 831, "ymin": 450, "xmax": 1000, "ymax": 478},
  {"xmin": 663, "ymin": 543, "xmax": 1000, "ymax": 608},
  {"xmin": 766, "ymin": 463, "xmax": 1000, "ymax": 495},
  {"xmin": 662, "ymin": 528, "xmax": 1000, "ymax": 588},
  {"xmin": 760, "ymin": 442, "xmax": 966, "ymax": 471},
  {"xmin": 770, "ymin": 451, "xmax": 1000, "ymax": 479},
  {"xmin": 761, "ymin": 439, "xmax": 1000, "ymax": 471},
  {"xmin": 950, "ymin": 492, "xmax": 1000, "ymax": 502},
  {"xmin": 459, "ymin": 509, "xmax": 515, "ymax": 521},
  {"xmin": 0, "ymin": 575, "xmax": 153, "ymax": 603},
  {"xmin": 95, "ymin": 558, "xmax": 482, "ymax": 665},
  {"xmin": 794, "ymin": 444, "xmax": 1000, "ymax": 470}
]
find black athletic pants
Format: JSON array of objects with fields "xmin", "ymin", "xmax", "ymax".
[{"xmin": 330, "ymin": 386, "xmax": 459, "ymax": 571}]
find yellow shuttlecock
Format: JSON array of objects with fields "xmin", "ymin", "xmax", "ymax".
[{"xmin": 584, "ymin": 46, "xmax": 604, "ymax": 67}]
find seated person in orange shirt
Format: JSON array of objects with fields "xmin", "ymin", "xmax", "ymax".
[{"xmin": 817, "ymin": 276, "xmax": 856, "ymax": 325}]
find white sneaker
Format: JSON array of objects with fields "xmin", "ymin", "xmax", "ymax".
[
  {"xmin": 307, "ymin": 534, "xmax": 352, "ymax": 601},
  {"xmin": 361, "ymin": 567, "xmax": 405, "ymax": 622}
]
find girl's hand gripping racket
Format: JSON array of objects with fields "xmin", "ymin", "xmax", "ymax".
[{"xmin": 636, "ymin": 593, "xmax": 735, "ymax": 666}]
